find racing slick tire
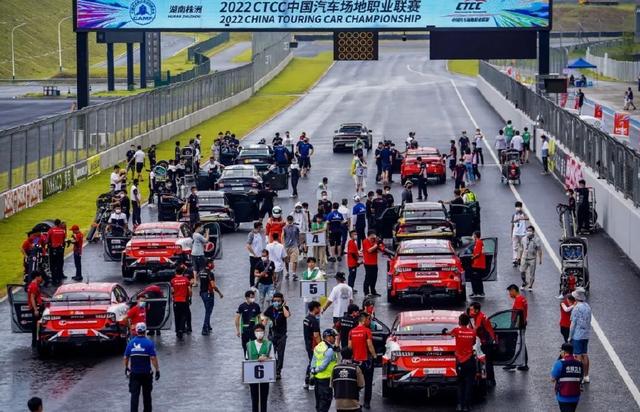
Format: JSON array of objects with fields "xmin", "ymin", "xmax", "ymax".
[
  {"xmin": 121, "ymin": 261, "xmax": 134, "ymax": 282},
  {"xmin": 456, "ymin": 286, "xmax": 467, "ymax": 304},
  {"xmin": 36, "ymin": 340, "xmax": 52, "ymax": 358},
  {"xmin": 387, "ymin": 289, "xmax": 398, "ymax": 305},
  {"xmin": 382, "ymin": 378, "xmax": 398, "ymax": 399},
  {"xmin": 439, "ymin": 175, "xmax": 446, "ymax": 184}
]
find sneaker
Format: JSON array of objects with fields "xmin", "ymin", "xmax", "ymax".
[
  {"xmin": 303, "ymin": 383, "xmax": 309, "ymax": 390},
  {"xmin": 353, "ymin": 289, "xmax": 358, "ymax": 294},
  {"xmin": 371, "ymin": 292, "xmax": 382, "ymax": 297},
  {"xmin": 276, "ymin": 373, "xmax": 282, "ymax": 380},
  {"xmin": 337, "ymin": 256, "xmax": 342, "ymax": 262},
  {"xmin": 328, "ymin": 257, "xmax": 336, "ymax": 263},
  {"xmin": 72, "ymin": 276, "xmax": 83, "ymax": 281},
  {"xmin": 527, "ymin": 287, "xmax": 533, "ymax": 291},
  {"xmin": 201, "ymin": 330, "xmax": 209, "ymax": 336},
  {"xmin": 285, "ymin": 273, "xmax": 290, "ymax": 280},
  {"xmin": 521, "ymin": 283, "xmax": 528, "ymax": 288},
  {"xmin": 556, "ymin": 294, "xmax": 564, "ymax": 299},
  {"xmin": 293, "ymin": 275, "xmax": 298, "ymax": 281},
  {"xmin": 503, "ymin": 366, "xmax": 516, "ymax": 371},
  {"xmin": 517, "ymin": 366, "xmax": 529, "ymax": 371},
  {"xmin": 477, "ymin": 294, "xmax": 485, "ymax": 298},
  {"xmin": 308, "ymin": 385, "xmax": 315, "ymax": 390},
  {"xmin": 583, "ymin": 375, "xmax": 590, "ymax": 383},
  {"xmin": 469, "ymin": 293, "xmax": 478, "ymax": 298}
]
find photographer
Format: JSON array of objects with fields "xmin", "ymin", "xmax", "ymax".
[{"xmin": 361, "ymin": 230, "xmax": 385, "ymax": 297}]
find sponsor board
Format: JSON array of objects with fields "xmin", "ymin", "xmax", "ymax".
[
  {"xmin": 88, "ymin": 154, "xmax": 102, "ymax": 177},
  {"xmin": 76, "ymin": 0, "xmax": 550, "ymax": 31},
  {"xmin": 548, "ymin": 138, "xmax": 584, "ymax": 189},
  {"xmin": 43, "ymin": 167, "xmax": 75, "ymax": 199},
  {"xmin": 2, "ymin": 179, "xmax": 43, "ymax": 218},
  {"xmin": 75, "ymin": 160, "xmax": 89, "ymax": 181}
]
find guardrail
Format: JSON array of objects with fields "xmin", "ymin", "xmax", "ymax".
[
  {"xmin": 0, "ymin": 33, "xmax": 292, "ymax": 217},
  {"xmin": 585, "ymin": 47, "xmax": 640, "ymax": 82},
  {"xmin": 479, "ymin": 60, "xmax": 640, "ymax": 207}
]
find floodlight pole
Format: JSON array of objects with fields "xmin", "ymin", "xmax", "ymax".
[
  {"xmin": 11, "ymin": 23, "xmax": 26, "ymax": 80},
  {"xmin": 58, "ymin": 16, "xmax": 72, "ymax": 72}
]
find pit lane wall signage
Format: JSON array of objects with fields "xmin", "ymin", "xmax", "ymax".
[
  {"xmin": 43, "ymin": 167, "xmax": 76, "ymax": 199},
  {"xmin": 547, "ymin": 138, "xmax": 584, "ymax": 189},
  {"xmin": 75, "ymin": 0, "xmax": 550, "ymax": 31},
  {"xmin": 1, "ymin": 179, "xmax": 43, "ymax": 219}
]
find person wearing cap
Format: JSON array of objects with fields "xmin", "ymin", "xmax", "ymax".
[
  {"xmin": 311, "ymin": 328, "xmax": 339, "ymax": 412},
  {"xmin": 124, "ymin": 322, "xmax": 160, "ymax": 412},
  {"xmin": 246, "ymin": 323, "xmax": 273, "ymax": 412},
  {"xmin": 401, "ymin": 181, "xmax": 413, "ymax": 205},
  {"xmin": 69, "ymin": 224, "xmax": 84, "ymax": 281},
  {"xmin": 351, "ymin": 196, "xmax": 367, "ymax": 247},
  {"xmin": 569, "ymin": 287, "xmax": 591, "ymax": 384},
  {"xmin": 332, "ymin": 347, "xmax": 365, "ymax": 412},
  {"xmin": 322, "ymin": 272, "xmax": 353, "ymax": 333},
  {"xmin": 551, "ymin": 343, "xmax": 583, "ymax": 412},
  {"xmin": 505, "ymin": 284, "xmax": 529, "ymax": 371},
  {"xmin": 348, "ymin": 313, "xmax": 376, "ymax": 409}
]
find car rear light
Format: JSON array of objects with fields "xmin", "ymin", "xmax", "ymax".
[
  {"xmin": 42, "ymin": 315, "xmax": 61, "ymax": 321},
  {"xmin": 391, "ymin": 351, "xmax": 414, "ymax": 360}
]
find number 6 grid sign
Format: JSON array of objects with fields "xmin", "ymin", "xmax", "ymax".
[
  {"xmin": 300, "ymin": 280, "xmax": 327, "ymax": 299},
  {"xmin": 242, "ymin": 360, "xmax": 277, "ymax": 384}
]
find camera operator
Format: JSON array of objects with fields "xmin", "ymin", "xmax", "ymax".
[{"xmin": 361, "ymin": 230, "xmax": 385, "ymax": 297}]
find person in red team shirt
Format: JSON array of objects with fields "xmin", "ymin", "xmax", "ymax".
[
  {"xmin": 47, "ymin": 219, "xmax": 67, "ymax": 286},
  {"xmin": 505, "ymin": 284, "xmax": 529, "ymax": 372},
  {"xmin": 468, "ymin": 302, "xmax": 497, "ymax": 386},
  {"xmin": 559, "ymin": 294, "xmax": 576, "ymax": 343},
  {"xmin": 171, "ymin": 266, "xmax": 192, "ymax": 340},
  {"xmin": 361, "ymin": 230, "xmax": 385, "ymax": 297},
  {"xmin": 346, "ymin": 230, "xmax": 361, "ymax": 293},
  {"xmin": 125, "ymin": 294, "xmax": 147, "ymax": 336},
  {"xmin": 469, "ymin": 231, "xmax": 486, "ymax": 298},
  {"xmin": 447, "ymin": 313, "xmax": 477, "ymax": 412},
  {"xmin": 27, "ymin": 271, "xmax": 45, "ymax": 347},
  {"xmin": 348, "ymin": 313, "xmax": 377, "ymax": 409}
]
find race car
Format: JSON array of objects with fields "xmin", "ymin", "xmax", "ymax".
[
  {"xmin": 332, "ymin": 122, "xmax": 373, "ymax": 152},
  {"xmin": 380, "ymin": 309, "xmax": 527, "ymax": 400},
  {"xmin": 377, "ymin": 202, "xmax": 455, "ymax": 248},
  {"xmin": 215, "ymin": 165, "xmax": 263, "ymax": 194},
  {"xmin": 400, "ymin": 147, "xmax": 446, "ymax": 185},
  {"xmin": 121, "ymin": 222, "xmax": 195, "ymax": 280},
  {"xmin": 386, "ymin": 239, "xmax": 467, "ymax": 304},
  {"xmin": 195, "ymin": 190, "xmax": 237, "ymax": 232},
  {"xmin": 235, "ymin": 144, "xmax": 274, "ymax": 173},
  {"xmin": 7, "ymin": 282, "xmax": 171, "ymax": 357}
]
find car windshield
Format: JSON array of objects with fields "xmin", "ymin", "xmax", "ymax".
[
  {"xmin": 403, "ymin": 209, "xmax": 447, "ymax": 220},
  {"xmin": 395, "ymin": 322, "xmax": 456, "ymax": 336},
  {"xmin": 133, "ymin": 228, "xmax": 180, "ymax": 237},
  {"xmin": 222, "ymin": 169, "xmax": 255, "ymax": 178},
  {"xmin": 398, "ymin": 246, "xmax": 452, "ymax": 256},
  {"xmin": 339, "ymin": 125, "xmax": 363, "ymax": 133},
  {"xmin": 50, "ymin": 291, "xmax": 111, "ymax": 306},
  {"xmin": 239, "ymin": 149, "xmax": 270, "ymax": 157}
]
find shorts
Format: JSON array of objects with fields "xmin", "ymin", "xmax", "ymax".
[
  {"xmin": 329, "ymin": 231, "xmax": 342, "ymax": 246},
  {"xmin": 286, "ymin": 246, "xmax": 299, "ymax": 262},
  {"xmin": 382, "ymin": 163, "xmax": 391, "ymax": 172},
  {"xmin": 127, "ymin": 161, "xmax": 135, "ymax": 171},
  {"xmin": 136, "ymin": 162, "xmax": 144, "ymax": 173},
  {"xmin": 298, "ymin": 157, "xmax": 311, "ymax": 169},
  {"xmin": 571, "ymin": 339, "xmax": 589, "ymax": 355},
  {"xmin": 523, "ymin": 142, "xmax": 530, "ymax": 151},
  {"xmin": 192, "ymin": 255, "xmax": 206, "ymax": 273}
]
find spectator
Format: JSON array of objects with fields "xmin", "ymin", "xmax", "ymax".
[{"xmin": 569, "ymin": 287, "xmax": 591, "ymax": 384}]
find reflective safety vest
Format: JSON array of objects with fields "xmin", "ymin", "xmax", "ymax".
[
  {"xmin": 556, "ymin": 356, "xmax": 583, "ymax": 398},
  {"xmin": 463, "ymin": 191, "xmax": 477, "ymax": 203},
  {"xmin": 313, "ymin": 341, "xmax": 338, "ymax": 380},
  {"xmin": 332, "ymin": 362, "xmax": 360, "ymax": 401}
]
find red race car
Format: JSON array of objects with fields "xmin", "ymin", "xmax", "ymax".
[
  {"xmin": 121, "ymin": 222, "xmax": 195, "ymax": 280},
  {"xmin": 7, "ymin": 282, "xmax": 171, "ymax": 357},
  {"xmin": 380, "ymin": 309, "xmax": 526, "ymax": 401},
  {"xmin": 401, "ymin": 147, "xmax": 446, "ymax": 185}
]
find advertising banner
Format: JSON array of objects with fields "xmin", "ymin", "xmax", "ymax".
[
  {"xmin": 559, "ymin": 93, "xmax": 567, "ymax": 108},
  {"xmin": 88, "ymin": 154, "xmax": 102, "ymax": 177},
  {"xmin": 2, "ymin": 179, "xmax": 43, "ymax": 219},
  {"xmin": 594, "ymin": 104, "xmax": 602, "ymax": 120},
  {"xmin": 75, "ymin": 0, "xmax": 550, "ymax": 31},
  {"xmin": 614, "ymin": 112, "xmax": 630, "ymax": 136},
  {"xmin": 43, "ymin": 167, "xmax": 75, "ymax": 199},
  {"xmin": 75, "ymin": 160, "xmax": 89, "ymax": 182}
]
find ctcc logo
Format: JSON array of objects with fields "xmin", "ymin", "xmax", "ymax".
[
  {"xmin": 456, "ymin": 0, "xmax": 486, "ymax": 10},
  {"xmin": 130, "ymin": 0, "xmax": 157, "ymax": 25}
]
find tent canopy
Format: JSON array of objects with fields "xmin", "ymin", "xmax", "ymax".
[{"xmin": 567, "ymin": 58, "xmax": 597, "ymax": 69}]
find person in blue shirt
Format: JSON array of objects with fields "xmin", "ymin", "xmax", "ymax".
[
  {"xmin": 296, "ymin": 137, "xmax": 314, "ymax": 177},
  {"xmin": 325, "ymin": 203, "xmax": 345, "ymax": 263},
  {"xmin": 124, "ymin": 323, "xmax": 160, "ymax": 412},
  {"xmin": 352, "ymin": 196, "xmax": 367, "ymax": 247},
  {"xmin": 273, "ymin": 143, "xmax": 291, "ymax": 174},
  {"xmin": 551, "ymin": 343, "xmax": 583, "ymax": 412}
]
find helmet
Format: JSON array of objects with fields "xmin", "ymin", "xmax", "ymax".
[
  {"xmin": 272, "ymin": 206, "xmax": 282, "ymax": 217},
  {"xmin": 294, "ymin": 202, "xmax": 303, "ymax": 208},
  {"xmin": 322, "ymin": 328, "xmax": 337, "ymax": 338}
]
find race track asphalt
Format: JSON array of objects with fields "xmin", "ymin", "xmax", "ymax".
[{"xmin": 0, "ymin": 41, "xmax": 639, "ymax": 412}]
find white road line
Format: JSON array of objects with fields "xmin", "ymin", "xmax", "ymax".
[{"xmin": 450, "ymin": 78, "xmax": 640, "ymax": 407}]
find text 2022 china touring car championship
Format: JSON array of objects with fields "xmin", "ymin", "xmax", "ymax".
[{"xmin": 3, "ymin": 0, "xmax": 640, "ymax": 411}]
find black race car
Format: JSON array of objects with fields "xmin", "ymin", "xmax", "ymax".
[
  {"xmin": 235, "ymin": 144, "xmax": 274, "ymax": 173},
  {"xmin": 196, "ymin": 191, "xmax": 238, "ymax": 232}
]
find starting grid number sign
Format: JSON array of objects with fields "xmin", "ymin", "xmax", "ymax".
[
  {"xmin": 243, "ymin": 359, "xmax": 277, "ymax": 384},
  {"xmin": 300, "ymin": 280, "xmax": 327, "ymax": 299},
  {"xmin": 75, "ymin": 0, "xmax": 550, "ymax": 31},
  {"xmin": 306, "ymin": 232, "xmax": 326, "ymax": 247}
]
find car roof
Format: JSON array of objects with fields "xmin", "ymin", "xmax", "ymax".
[
  {"xmin": 135, "ymin": 222, "xmax": 182, "ymax": 230},
  {"xmin": 398, "ymin": 239, "xmax": 452, "ymax": 249},
  {"xmin": 404, "ymin": 201, "xmax": 446, "ymax": 211},
  {"xmin": 399, "ymin": 310, "xmax": 462, "ymax": 326},
  {"xmin": 55, "ymin": 282, "xmax": 117, "ymax": 294}
]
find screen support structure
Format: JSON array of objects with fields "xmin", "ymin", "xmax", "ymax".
[
  {"xmin": 107, "ymin": 43, "xmax": 115, "ymax": 91},
  {"xmin": 76, "ymin": 31, "xmax": 89, "ymax": 110},
  {"xmin": 539, "ymin": 30, "xmax": 550, "ymax": 75}
]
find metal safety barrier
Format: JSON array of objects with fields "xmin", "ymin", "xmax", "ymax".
[{"xmin": 479, "ymin": 61, "xmax": 640, "ymax": 207}]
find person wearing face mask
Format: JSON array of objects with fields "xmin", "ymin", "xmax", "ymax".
[
  {"xmin": 351, "ymin": 196, "xmax": 367, "ymax": 247},
  {"xmin": 255, "ymin": 249, "xmax": 276, "ymax": 308},
  {"xmin": 520, "ymin": 225, "xmax": 543, "ymax": 291},
  {"xmin": 263, "ymin": 292, "xmax": 290, "ymax": 380},
  {"xmin": 382, "ymin": 185, "xmax": 394, "ymax": 208},
  {"xmin": 246, "ymin": 323, "xmax": 273, "ymax": 412},
  {"xmin": 236, "ymin": 290, "xmax": 262, "ymax": 357},
  {"xmin": 318, "ymin": 191, "xmax": 332, "ymax": 216},
  {"xmin": 311, "ymin": 328, "xmax": 339, "ymax": 412},
  {"xmin": 511, "ymin": 201, "xmax": 529, "ymax": 268},
  {"xmin": 125, "ymin": 294, "xmax": 148, "ymax": 337},
  {"xmin": 109, "ymin": 206, "xmax": 128, "ymax": 235},
  {"xmin": 348, "ymin": 313, "xmax": 377, "ymax": 409},
  {"xmin": 185, "ymin": 186, "xmax": 200, "ymax": 228},
  {"xmin": 304, "ymin": 301, "xmax": 323, "ymax": 390},
  {"xmin": 199, "ymin": 259, "xmax": 223, "ymax": 336}
]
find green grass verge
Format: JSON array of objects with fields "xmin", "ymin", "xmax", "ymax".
[
  {"xmin": 0, "ymin": 51, "xmax": 333, "ymax": 294},
  {"xmin": 447, "ymin": 60, "xmax": 479, "ymax": 77},
  {"xmin": 553, "ymin": 4, "xmax": 636, "ymax": 32},
  {"xmin": 92, "ymin": 89, "xmax": 152, "ymax": 98}
]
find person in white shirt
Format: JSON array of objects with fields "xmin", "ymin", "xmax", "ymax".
[
  {"xmin": 130, "ymin": 179, "xmax": 142, "ymax": 227},
  {"xmin": 133, "ymin": 145, "xmax": 146, "ymax": 182},
  {"xmin": 322, "ymin": 272, "xmax": 353, "ymax": 326},
  {"xmin": 246, "ymin": 221, "xmax": 267, "ymax": 288},
  {"xmin": 265, "ymin": 232, "xmax": 287, "ymax": 291},
  {"xmin": 511, "ymin": 201, "xmax": 529, "ymax": 267},
  {"xmin": 510, "ymin": 131, "xmax": 524, "ymax": 155},
  {"xmin": 108, "ymin": 207, "xmax": 128, "ymax": 235},
  {"xmin": 110, "ymin": 165, "xmax": 123, "ymax": 192},
  {"xmin": 541, "ymin": 135, "xmax": 550, "ymax": 175},
  {"xmin": 473, "ymin": 128, "xmax": 484, "ymax": 166}
]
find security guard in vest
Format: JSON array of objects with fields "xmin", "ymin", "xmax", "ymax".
[
  {"xmin": 551, "ymin": 343, "xmax": 583, "ymax": 412},
  {"xmin": 331, "ymin": 347, "xmax": 365, "ymax": 412},
  {"xmin": 311, "ymin": 329, "xmax": 339, "ymax": 412},
  {"xmin": 246, "ymin": 324, "xmax": 273, "ymax": 412},
  {"xmin": 461, "ymin": 187, "xmax": 477, "ymax": 204}
]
